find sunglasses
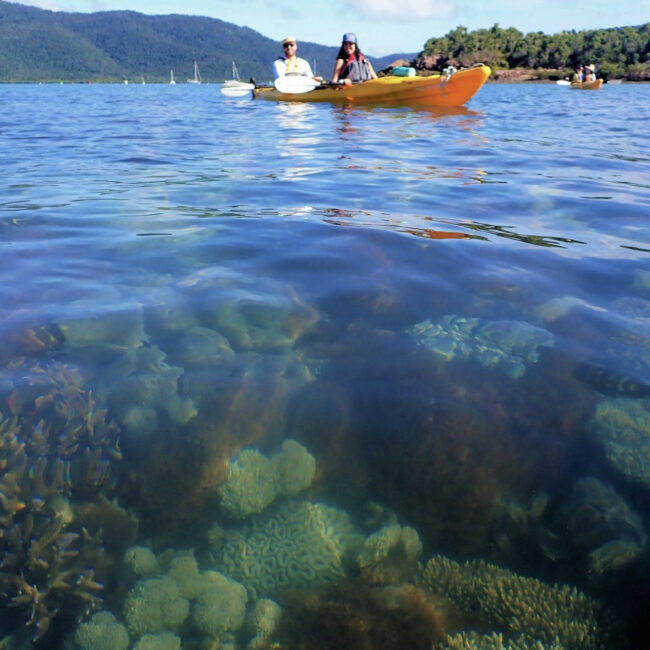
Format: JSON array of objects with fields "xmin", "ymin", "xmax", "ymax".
[{"xmin": 283, "ymin": 42, "xmax": 296, "ymax": 48}]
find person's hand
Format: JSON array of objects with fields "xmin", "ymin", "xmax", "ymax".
[{"xmin": 341, "ymin": 79, "xmax": 352, "ymax": 86}]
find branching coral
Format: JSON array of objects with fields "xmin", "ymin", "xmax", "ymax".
[
  {"xmin": 0, "ymin": 361, "xmax": 126, "ymax": 642},
  {"xmin": 421, "ymin": 556, "xmax": 626, "ymax": 649}
]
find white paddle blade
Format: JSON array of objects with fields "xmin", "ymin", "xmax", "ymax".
[
  {"xmin": 556, "ymin": 80, "xmax": 571, "ymax": 86},
  {"xmin": 220, "ymin": 85, "xmax": 254, "ymax": 97},
  {"xmin": 274, "ymin": 76, "xmax": 319, "ymax": 94}
]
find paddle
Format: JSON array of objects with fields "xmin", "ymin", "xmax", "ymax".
[
  {"xmin": 273, "ymin": 76, "xmax": 323, "ymax": 94},
  {"xmin": 556, "ymin": 80, "xmax": 571, "ymax": 86},
  {"xmin": 220, "ymin": 81, "xmax": 255, "ymax": 97}
]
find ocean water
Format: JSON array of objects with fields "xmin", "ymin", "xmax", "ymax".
[{"xmin": 1, "ymin": 81, "xmax": 649, "ymax": 648}]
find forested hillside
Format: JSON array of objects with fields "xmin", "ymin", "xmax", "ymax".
[
  {"xmin": 418, "ymin": 23, "xmax": 650, "ymax": 80},
  {"xmin": 0, "ymin": 1, "xmax": 340, "ymax": 82},
  {"xmin": 1, "ymin": 0, "xmax": 648, "ymax": 83}
]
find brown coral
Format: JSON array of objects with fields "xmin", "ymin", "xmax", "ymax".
[
  {"xmin": 262, "ymin": 580, "xmax": 449, "ymax": 650},
  {"xmin": 0, "ymin": 361, "xmax": 127, "ymax": 642}
]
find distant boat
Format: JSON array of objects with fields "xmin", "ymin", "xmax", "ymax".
[
  {"xmin": 221, "ymin": 60, "xmax": 255, "ymax": 96},
  {"xmin": 170, "ymin": 69, "xmax": 176, "ymax": 85},
  {"xmin": 187, "ymin": 61, "xmax": 201, "ymax": 84}
]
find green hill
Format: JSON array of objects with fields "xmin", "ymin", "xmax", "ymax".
[{"xmin": 0, "ymin": 1, "xmax": 414, "ymax": 83}]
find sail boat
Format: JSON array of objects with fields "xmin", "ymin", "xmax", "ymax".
[
  {"xmin": 187, "ymin": 61, "xmax": 201, "ymax": 84},
  {"xmin": 170, "ymin": 69, "xmax": 176, "ymax": 84},
  {"xmin": 221, "ymin": 60, "xmax": 255, "ymax": 96}
]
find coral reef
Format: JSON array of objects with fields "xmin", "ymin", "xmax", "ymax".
[
  {"xmin": 440, "ymin": 630, "xmax": 564, "ymax": 649},
  {"xmin": 407, "ymin": 315, "xmax": 554, "ymax": 378},
  {"xmin": 123, "ymin": 576, "xmax": 189, "ymax": 636},
  {"xmin": 70, "ymin": 610, "xmax": 129, "ymax": 650},
  {"xmin": 0, "ymin": 361, "xmax": 127, "ymax": 642},
  {"xmin": 217, "ymin": 439, "xmax": 316, "ymax": 518},
  {"xmin": 123, "ymin": 546, "xmax": 159, "ymax": 581},
  {"xmin": 257, "ymin": 581, "xmax": 447, "ymax": 650},
  {"xmin": 560, "ymin": 476, "xmax": 646, "ymax": 578},
  {"xmin": 588, "ymin": 396, "xmax": 650, "ymax": 488},
  {"xmin": 103, "ymin": 344, "xmax": 197, "ymax": 437},
  {"xmin": 190, "ymin": 571, "xmax": 248, "ymax": 637},
  {"xmin": 245, "ymin": 598, "xmax": 283, "ymax": 649},
  {"xmin": 421, "ymin": 555, "xmax": 626, "ymax": 649},
  {"xmin": 132, "ymin": 631, "xmax": 181, "ymax": 650},
  {"xmin": 357, "ymin": 524, "xmax": 423, "ymax": 585},
  {"xmin": 211, "ymin": 499, "xmax": 363, "ymax": 598}
]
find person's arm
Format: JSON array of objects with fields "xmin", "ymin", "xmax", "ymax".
[
  {"xmin": 367, "ymin": 60, "xmax": 378, "ymax": 80},
  {"xmin": 331, "ymin": 59, "xmax": 349, "ymax": 85},
  {"xmin": 272, "ymin": 59, "xmax": 285, "ymax": 79}
]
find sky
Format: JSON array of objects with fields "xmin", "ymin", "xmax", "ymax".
[{"xmin": 14, "ymin": 0, "xmax": 650, "ymax": 56}]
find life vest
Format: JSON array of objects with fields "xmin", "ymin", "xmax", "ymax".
[
  {"xmin": 340, "ymin": 56, "xmax": 372, "ymax": 82},
  {"xmin": 277, "ymin": 56, "xmax": 302, "ymax": 74}
]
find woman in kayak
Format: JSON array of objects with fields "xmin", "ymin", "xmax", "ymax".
[{"xmin": 331, "ymin": 33, "xmax": 378, "ymax": 86}]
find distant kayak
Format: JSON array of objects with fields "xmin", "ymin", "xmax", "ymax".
[
  {"xmin": 253, "ymin": 65, "xmax": 491, "ymax": 107},
  {"xmin": 570, "ymin": 79, "xmax": 604, "ymax": 90}
]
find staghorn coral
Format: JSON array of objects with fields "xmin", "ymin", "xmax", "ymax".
[
  {"xmin": 0, "ymin": 361, "xmax": 126, "ymax": 642},
  {"xmin": 421, "ymin": 555, "xmax": 626, "ymax": 649},
  {"xmin": 440, "ymin": 630, "xmax": 564, "ymax": 649},
  {"xmin": 211, "ymin": 499, "xmax": 363, "ymax": 598},
  {"xmin": 217, "ymin": 439, "xmax": 316, "ymax": 519}
]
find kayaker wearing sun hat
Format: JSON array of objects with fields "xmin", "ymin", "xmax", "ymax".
[
  {"xmin": 273, "ymin": 36, "xmax": 318, "ymax": 79},
  {"xmin": 331, "ymin": 32, "xmax": 378, "ymax": 86},
  {"xmin": 584, "ymin": 63, "xmax": 597, "ymax": 81}
]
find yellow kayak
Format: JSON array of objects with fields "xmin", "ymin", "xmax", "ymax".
[
  {"xmin": 254, "ymin": 65, "xmax": 491, "ymax": 107},
  {"xmin": 570, "ymin": 79, "xmax": 603, "ymax": 90}
]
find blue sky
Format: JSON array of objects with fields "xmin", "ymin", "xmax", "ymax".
[{"xmin": 16, "ymin": 0, "xmax": 650, "ymax": 56}]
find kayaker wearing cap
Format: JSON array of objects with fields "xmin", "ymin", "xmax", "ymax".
[
  {"xmin": 273, "ymin": 36, "xmax": 320, "ymax": 80},
  {"xmin": 331, "ymin": 33, "xmax": 378, "ymax": 86},
  {"xmin": 584, "ymin": 64, "xmax": 597, "ymax": 82}
]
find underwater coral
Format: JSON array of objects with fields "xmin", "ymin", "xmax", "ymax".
[{"xmin": 0, "ymin": 361, "xmax": 128, "ymax": 642}]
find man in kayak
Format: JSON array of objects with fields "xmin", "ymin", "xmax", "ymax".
[
  {"xmin": 331, "ymin": 33, "xmax": 378, "ymax": 86},
  {"xmin": 273, "ymin": 36, "xmax": 320, "ymax": 80}
]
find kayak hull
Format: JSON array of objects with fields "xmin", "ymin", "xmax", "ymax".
[
  {"xmin": 254, "ymin": 65, "xmax": 491, "ymax": 107},
  {"xmin": 570, "ymin": 79, "xmax": 603, "ymax": 90}
]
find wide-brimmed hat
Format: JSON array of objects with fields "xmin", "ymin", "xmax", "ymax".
[
  {"xmin": 282, "ymin": 36, "xmax": 297, "ymax": 45},
  {"xmin": 587, "ymin": 64, "xmax": 596, "ymax": 72},
  {"xmin": 342, "ymin": 33, "xmax": 357, "ymax": 44}
]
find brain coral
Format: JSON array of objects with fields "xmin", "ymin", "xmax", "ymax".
[
  {"xmin": 123, "ymin": 576, "xmax": 189, "ymax": 636},
  {"xmin": 72, "ymin": 611, "xmax": 130, "ymax": 650},
  {"xmin": 218, "ymin": 440, "xmax": 316, "ymax": 519},
  {"xmin": 212, "ymin": 499, "xmax": 362, "ymax": 598},
  {"xmin": 588, "ymin": 397, "xmax": 650, "ymax": 488},
  {"xmin": 422, "ymin": 555, "xmax": 625, "ymax": 649}
]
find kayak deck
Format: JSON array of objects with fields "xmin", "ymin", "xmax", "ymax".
[
  {"xmin": 254, "ymin": 65, "xmax": 491, "ymax": 107},
  {"xmin": 570, "ymin": 79, "xmax": 604, "ymax": 90}
]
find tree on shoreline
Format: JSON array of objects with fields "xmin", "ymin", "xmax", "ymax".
[{"xmin": 417, "ymin": 23, "xmax": 650, "ymax": 80}]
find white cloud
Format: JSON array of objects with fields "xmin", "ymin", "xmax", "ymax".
[{"xmin": 351, "ymin": 0, "xmax": 455, "ymax": 20}]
